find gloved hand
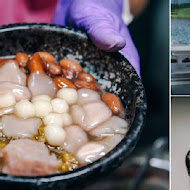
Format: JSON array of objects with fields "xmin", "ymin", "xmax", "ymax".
[{"xmin": 53, "ymin": 0, "xmax": 140, "ymax": 76}]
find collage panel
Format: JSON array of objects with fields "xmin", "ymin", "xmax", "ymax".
[
  {"xmin": 171, "ymin": 98, "xmax": 190, "ymax": 190},
  {"xmin": 171, "ymin": 1, "xmax": 190, "ymax": 190},
  {"xmin": 171, "ymin": 0, "xmax": 190, "ymax": 95},
  {"xmin": 0, "ymin": 0, "xmax": 171, "ymax": 190}
]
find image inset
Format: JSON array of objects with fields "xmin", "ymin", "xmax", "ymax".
[{"xmin": 171, "ymin": 0, "xmax": 190, "ymax": 95}]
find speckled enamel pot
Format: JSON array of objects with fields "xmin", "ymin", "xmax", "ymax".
[{"xmin": 0, "ymin": 24, "xmax": 147, "ymax": 190}]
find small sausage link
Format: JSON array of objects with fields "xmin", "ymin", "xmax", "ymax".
[
  {"xmin": 77, "ymin": 72, "xmax": 95, "ymax": 83},
  {"xmin": 37, "ymin": 52, "xmax": 55, "ymax": 63},
  {"xmin": 27, "ymin": 53, "xmax": 44, "ymax": 73},
  {"xmin": 101, "ymin": 93, "xmax": 121, "ymax": 114},
  {"xmin": 43, "ymin": 61, "xmax": 62, "ymax": 76},
  {"xmin": 74, "ymin": 80, "xmax": 98, "ymax": 91},
  {"xmin": 53, "ymin": 77, "xmax": 76, "ymax": 90},
  {"xmin": 15, "ymin": 52, "xmax": 29, "ymax": 67},
  {"xmin": 49, "ymin": 63, "xmax": 62, "ymax": 76},
  {"xmin": 62, "ymin": 69, "xmax": 75, "ymax": 80},
  {"xmin": 60, "ymin": 58, "xmax": 82, "ymax": 73}
]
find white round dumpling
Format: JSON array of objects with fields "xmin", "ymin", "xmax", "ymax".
[
  {"xmin": 43, "ymin": 113, "xmax": 65, "ymax": 127},
  {"xmin": 0, "ymin": 91, "xmax": 16, "ymax": 109},
  {"xmin": 44, "ymin": 124, "xmax": 66, "ymax": 146},
  {"xmin": 14, "ymin": 100, "xmax": 35, "ymax": 119},
  {"xmin": 31, "ymin": 95, "xmax": 51, "ymax": 103},
  {"xmin": 51, "ymin": 98, "xmax": 69, "ymax": 113},
  {"xmin": 56, "ymin": 88, "xmax": 78, "ymax": 105},
  {"xmin": 33, "ymin": 100, "xmax": 52, "ymax": 118}
]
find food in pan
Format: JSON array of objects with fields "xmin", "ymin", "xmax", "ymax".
[{"xmin": 0, "ymin": 52, "xmax": 129, "ymax": 176}]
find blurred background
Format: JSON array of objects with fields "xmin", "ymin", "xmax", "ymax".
[
  {"xmin": 131, "ymin": 0, "xmax": 169, "ymax": 145},
  {"xmin": 85, "ymin": 0, "xmax": 169, "ymax": 189}
]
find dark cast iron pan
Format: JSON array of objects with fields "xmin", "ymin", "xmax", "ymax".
[{"xmin": 0, "ymin": 23, "xmax": 147, "ymax": 190}]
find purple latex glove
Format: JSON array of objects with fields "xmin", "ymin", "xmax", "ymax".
[{"xmin": 53, "ymin": 0, "xmax": 140, "ymax": 76}]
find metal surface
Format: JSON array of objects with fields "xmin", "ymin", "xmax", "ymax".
[
  {"xmin": 171, "ymin": 48, "xmax": 190, "ymax": 95},
  {"xmin": 172, "ymin": 63, "xmax": 190, "ymax": 74}
]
